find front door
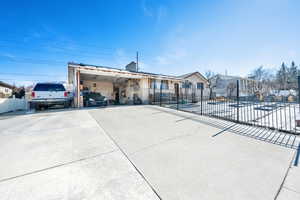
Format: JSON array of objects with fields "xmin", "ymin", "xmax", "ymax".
[{"xmin": 114, "ymin": 87, "xmax": 120, "ymax": 104}]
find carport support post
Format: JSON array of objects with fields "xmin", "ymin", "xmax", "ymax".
[
  {"xmin": 200, "ymin": 86, "xmax": 203, "ymax": 115},
  {"xmin": 153, "ymin": 79, "xmax": 156, "ymax": 104},
  {"xmin": 160, "ymin": 80, "xmax": 162, "ymax": 106},
  {"xmin": 76, "ymin": 70, "xmax": 81, "ymax": 108},
  {"xmin": 236, "ymin": 80, "xmax": 240, "ymax": 122},
  {"xmin": 175, "ymin": 83, "xmax": 179, "ymax": 110},
  {"xmin": 298, "ymin": 76, "xmax": 300, "ymax": 112}
]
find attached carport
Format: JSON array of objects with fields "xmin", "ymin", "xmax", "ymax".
[
  {"xmin": 79, "ymin": 73, "xmax": 138, "ymax": 105},
  {"xmin": 68, "ymin": 63, "xmax": 148, "ymax": 107}
]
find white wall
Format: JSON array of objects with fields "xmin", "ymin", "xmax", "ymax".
[
  {"xmin": 0, "ymin": 86, "xmax": 12, "ymax": 98},
  {"xmin": 184, "ymin": 74, "xmax": 209, "ymax": 88},
  {"xmin": 82, "ymin": 80, "xmax": 114, "ymax": 100},
  {"xmin": 0, "ymin": 98, "xmax": 28, "ymax": 114}
]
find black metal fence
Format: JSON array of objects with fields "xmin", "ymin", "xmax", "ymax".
[{"xmin": 150, "ymin": 78, "xmax": 300, "ymax": 135}]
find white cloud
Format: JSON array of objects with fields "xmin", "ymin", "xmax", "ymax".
[
  {"xmin": 157, "ymin": 5, "xmax": 167, "ymax": 24},
  {"xmin": 14, "ymin": 80, "xmax": 35, "ymax": 87},
  {"xmin": 141, "ymin": 1, "xmax": 167, "ymax": 25},
  {"xmin": 141, "ymin": 0, "xmax": 153, "ymax": 17},
  {"xmin": 155, "ymin": 56, "xmax": 170, "ymax": 65},
  {"xmin": 114, "ymin": 49, "xmax": 133, "ymax": 67},
  {"xmin": 0, "ymin": 53, "xmax": 15, "ymax": 59},
  {"xmin": 137, "ymin": 61, "xmax": 149, "ymax": 71}
]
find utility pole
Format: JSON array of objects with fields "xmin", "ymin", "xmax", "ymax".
[{"xmin": 136, "ymin": 51, "xmax": 139, "ymax": 72}]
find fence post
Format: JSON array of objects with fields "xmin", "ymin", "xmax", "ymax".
[
  {"xmin": 236, "ymin": 80, "xmax": 240, "ymax": 122},
  {"xmin": 175, "ymin": 83, "xmax": 179, "ymax": 110},
  {"xmin": 200, "ymin": 86, "xmax": 203, "ymax": 115},
  {"xmin": 160, "ymin": 80, "xmax": 162, "ymax": 106},
  {"xmin": 298, "ymin": 76, "xmax": 300, "ymax": 112}
]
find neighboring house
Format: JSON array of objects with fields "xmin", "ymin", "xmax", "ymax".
[
  {"xmin": 0, "ymin": 81, "xmax": 13, "ymax": 98},
  {"xmin": 68, "ymin": 62, "xmax": 208, "ymax": 107},
  {"xmin": 270, "ymin": 89, "xmax": 297, "ymax": 98},
  {"xmin": 177, "ymin": 72, "xmax": 209, "ymax": 96},
  {"xmin": 210, "ymin": 74, "xmax": 259, "ymax": 97}
]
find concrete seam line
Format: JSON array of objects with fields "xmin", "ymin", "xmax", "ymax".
[
  {"xmin": 282, "ymin": 186, "xmax": 300, "ymax": 195},
  {"xmin": 274, "ymin": 150, "xmax": 297, "ymax": 200},
  {"xmin": 0, "ymin": 149, "xmax": 118, "ymax": 183},
  {"xmin": 89, "ymin": 112, "xmax": 163, "ymax": 200}
]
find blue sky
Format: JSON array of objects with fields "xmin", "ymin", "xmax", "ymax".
[{"xmin": 0, "ymin": 0, "xmax": 300, "ymax": 86}]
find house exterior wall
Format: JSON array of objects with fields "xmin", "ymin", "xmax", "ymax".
[
  {"xmin": 0, "ymin": 86, "xmax": 12, "ymax": 98},
  {"xmin": 118, "ymin": 79, "xmax": 143, "ymax": 104},
  {"xmin": 183, "ymin": 74, "xmax": 209, "ymax": 89},
  {"xmin": 68, "ymin": 64, "xmax": 193, "ymax": 106},
  {"xmin": 181, "ymin": 74, "xmax": 210, "ymax": 96},
  {"xmin": 138, "ymin": 78, "xmax": 149, "ymax": 103},
  {"xmin": 211, "ymin": 75, "xmax": 259, "ymax": 97},
  {"xmin": 82, "ymin": 80, "xmax": 114, "ymax": 100},
  {"xmin": 149, "ymin": 79, "xmax": 181, "ymax": 93}
]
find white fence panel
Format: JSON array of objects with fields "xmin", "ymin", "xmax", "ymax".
[{"xmin": 0, "ymin": 98, "xmax": 28, "ymax": 114}]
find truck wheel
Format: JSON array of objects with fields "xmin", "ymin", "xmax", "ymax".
[{"xmin": 35, "ymin": 104, "xmax": 40, "ymax": 110}]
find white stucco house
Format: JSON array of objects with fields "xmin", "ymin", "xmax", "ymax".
[
  {"xmin": 0, "ymin": 81, "xmax": 13, "ymax": 98},
  {"xmin": 68, "ymin": 62, "xmax": 208, "ymax": 107},
  {"xmin": 210, "ymin": 74, "xmax": 259, "ymax": 97}
]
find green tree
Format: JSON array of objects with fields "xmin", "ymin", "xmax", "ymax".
[
  {"xmin": 288, "ymin": 61, "xmax": 298, "ymax": 89},
  {"xmin": 276, "ymin": 62, "xmax": 288, "ymax": 90}
]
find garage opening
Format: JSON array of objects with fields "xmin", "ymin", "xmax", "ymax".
[{"xmin": 79, "ymin": 73, "xmax": 143, "ymax": 106}]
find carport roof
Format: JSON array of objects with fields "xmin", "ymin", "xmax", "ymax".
[{"xmin": 68, "ymin": 62, "xmax": 182, "ymax": 81}]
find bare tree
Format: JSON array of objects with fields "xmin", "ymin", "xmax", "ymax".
[
  {"xmin": 249, "ymin": 66, "xmax": 275, "ymax": 94},
  {"xmin": 249, "ymin": 66, "xmax": 265, "ymax": 81},
  {"xmin": 205, "ymin": 70, "xmax": 216, "ymax": 99}
]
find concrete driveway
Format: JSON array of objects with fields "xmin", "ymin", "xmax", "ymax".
[
  {"xmin": 89, "ymin": 106, "xmax": 300, "ymax": 200},
  {"xmin": 0, "ymin": 108, "xmax": 159, "ymax": 200},
  {"xmin": 0, "ymin": 106, "xmax": 299, "ymax": 200}
]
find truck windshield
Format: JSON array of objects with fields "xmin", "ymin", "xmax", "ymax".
[{"xmin": 34, "ymin": 84, "xmax": 66, "ymax": 91}]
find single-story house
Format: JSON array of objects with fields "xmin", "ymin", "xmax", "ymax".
[
  {"xmin": 0, "ymin": 81, "xmax": 13, "ymax": 98},
  {"xmin": 209, "ymin": 74, "xmax": 259, "ymax": 97},
  {"xmin": 68, "ymin": 62, "xmax": 209, "ymax": 107},
  {"xmin": 177, "ymin": 72, "xmax": 209, "ymax": 96}
]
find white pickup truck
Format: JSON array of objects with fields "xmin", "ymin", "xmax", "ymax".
[{"xmin": 30, "ymin": 83, "xmax": 71, "ymax": 110}]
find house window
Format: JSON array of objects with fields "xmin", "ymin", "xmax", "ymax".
[
  {"xmin": 161, "ymin": 80, "xmax": 169, "ymax": 89},
  {"xmin": 182, "ymin": 81, "xmax": 192, "ymax": 88},
  {"xmin": 150, "ymin": 79, "xmax": 157, "ymax": 89},
  {"xmin": 197, "ymin": 82, "xmax": 204, "ymax": 89}
]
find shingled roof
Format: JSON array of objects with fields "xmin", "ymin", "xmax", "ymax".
[
  {"xmin": 0, "ymin": 81, "xmax": 14, "ymax": 89},
  {"xmin": 177, "ymin": 71, "xmax": 208, "ymax": 82}
]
